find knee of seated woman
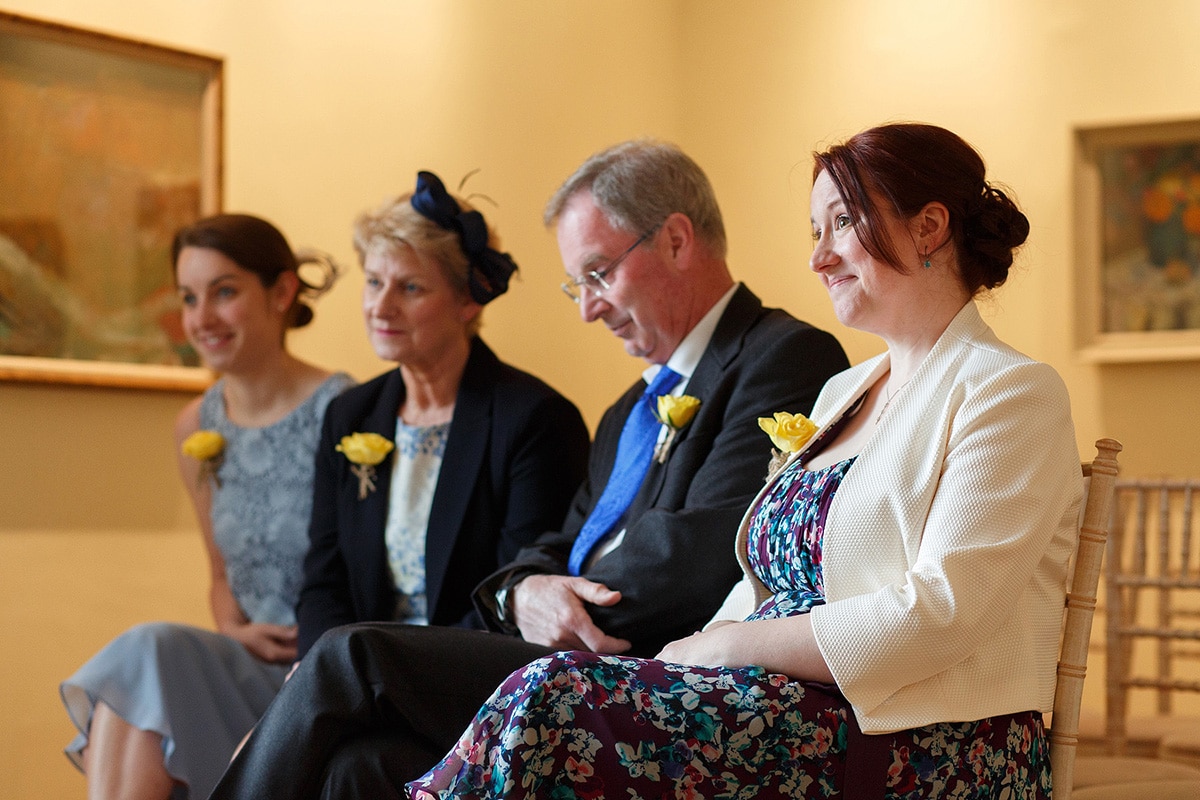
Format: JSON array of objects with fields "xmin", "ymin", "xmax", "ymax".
[{"xmin": 117, "ymin": 621, "xmax": 204, "ymax": 650}]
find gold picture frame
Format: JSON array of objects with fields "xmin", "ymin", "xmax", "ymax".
[
  {"xmin": 1075, "ymin": 119, "xmax": 1200, "ymax": 362},
  {"xmin": 0, "ymin": 11, "xmax": 221, "ymax": 390}
]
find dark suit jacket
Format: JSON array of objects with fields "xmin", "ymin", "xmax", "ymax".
[
  {"xmin": 475, "ymin": 284, "xmax": 849, "ymax": 656},
  {"xmin": 296, "ymin": 338, "xmax": 590, "ymax": 657}
]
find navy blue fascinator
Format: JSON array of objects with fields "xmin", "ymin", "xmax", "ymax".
[{"xmin": 410, "ymin": 171, "xmax": 518, "ymax": 305}]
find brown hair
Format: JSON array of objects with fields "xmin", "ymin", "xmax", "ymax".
[{"xmin": 172, "ymin": 213, "xmax": 337, "ymax": 328}]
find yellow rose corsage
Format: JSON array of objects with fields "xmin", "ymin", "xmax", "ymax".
[
  {"xmin": 758, "ymin": 411, "xmax": 818, "ymax": 479},
  {"xmin": 652, "ymin": 394, "xmax": 700, "ymax": 464},
  {"xmin": 336, "ymin": 432, "xmax": 395, "ymax": 499},
  {"xmin": 181, "ymin": 430, "xmax": 225, "ymax": 489},
  {"xmin": 758, "ymin": 412, "xmax": 817, "ymax": 453}
]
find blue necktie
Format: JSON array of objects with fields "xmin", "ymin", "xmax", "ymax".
[{"xmin": 567, "ymin": 366, "xmax": 683, "ymax": 576}]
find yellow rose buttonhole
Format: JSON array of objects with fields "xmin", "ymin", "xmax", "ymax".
[
  {"xmin": 652, "ymin": 394, "xmax": 701, "ymax": 464},
  {"xmin": 757, "ymin": 412, "xmax": 817, "ymax": 454},
  {"xmin": 336, "ymin": 432, "xmax": 395, "ymax": 466},
  {"xmin": 654, "ymin": 395, "xmax": 701, "ymax": 430},
  {"xmin": 181, "ymin": 430, "xmax": 225, "ymax": 461},
  {"xmin": 337, "ymin": 432, "xmax": 395, "ymax": 499},
  {"xmin": 180, "ymin": 430, "xmax": 225, "ymax": 489}
]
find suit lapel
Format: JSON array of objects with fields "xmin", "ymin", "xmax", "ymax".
[
  {"xmin": 350, "ymin": 370, "xmax": 407, "ymax": 594},
  {"xmin": 633, "ymin": 285, "xmax": 762, "ymax": 513},
  {"xmin": 423, "ymin": 339, "xmax": 497, "ymax": 616}
]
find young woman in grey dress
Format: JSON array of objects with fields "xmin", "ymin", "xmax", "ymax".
[{"xmin": 59, "ymin": 214, "xmax": 353, "ymax": 800}]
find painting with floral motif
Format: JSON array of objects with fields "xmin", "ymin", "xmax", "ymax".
[
  {"xmin": 0, "ymin": 12, "xmax": 221, "ymax": 389},
  {"xmin": 1076, "ymin": 120, "xmax": 1200, "ymax": 361},
  {"xmin": 1098, "ymin": 142, "xmax": 1200, "ymax": 333}
]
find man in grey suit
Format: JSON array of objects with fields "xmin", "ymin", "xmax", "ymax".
[{"xmin": 209, "ymin": 139, "xmax": 848, "ymax": 799}]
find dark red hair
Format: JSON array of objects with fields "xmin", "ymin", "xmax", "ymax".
[{"xmin": 813, "ymin": 123, "xmax": 1030, "ymax": 293}]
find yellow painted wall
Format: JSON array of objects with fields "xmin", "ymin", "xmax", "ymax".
[
  {"xmin": 679, "ymin": 0, "xmax": 1200, "ymax": 478},
  {"xmin": 1, "ymin": 1, "xmax": 1197, "ymax": 797}
]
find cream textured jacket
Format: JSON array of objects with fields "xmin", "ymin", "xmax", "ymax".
[{"xmin": 708, "ymin": 302, "xmax": 1083, "ymax": 734}]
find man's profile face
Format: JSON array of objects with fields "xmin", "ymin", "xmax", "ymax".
[{"xmin": 555, "ymin": 192, "xmax": 680, "ymax": 364}]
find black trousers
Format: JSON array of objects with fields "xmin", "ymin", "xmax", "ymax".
[{"xmin": 207, "ymin": 623, "xmax": 554, "ymax": 800}]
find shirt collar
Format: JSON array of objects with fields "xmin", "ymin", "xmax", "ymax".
[{"xmin": 642, "ymin": 283, "xmax": 739, "ymax": 390}]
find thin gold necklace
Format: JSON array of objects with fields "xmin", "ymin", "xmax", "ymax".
[{"xmin": 875, "ymin": 378, "xmax": 910, "ymax": 424}]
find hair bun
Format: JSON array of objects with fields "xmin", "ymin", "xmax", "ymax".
[
  {"xmin": 289, "ymin": 248, "xmax": 342, "ymax": 328},
  {"xmin": 291, "ymin": 302, "xmax": 315, "ymax": 329},
  {"xmin": 961, "ymin": 184, "xmax": 1030, "ymax": 289}
]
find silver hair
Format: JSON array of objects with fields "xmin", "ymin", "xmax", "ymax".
[{"xmin": 543, "ymin": 139, "xmax": 727, "ymax": 258}]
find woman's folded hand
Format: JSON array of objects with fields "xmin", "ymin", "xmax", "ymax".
[{"xmin": 228, "ymin": 622, "xmax": 299, "ymax": 664}]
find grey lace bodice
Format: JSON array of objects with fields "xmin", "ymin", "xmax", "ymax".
[{"xmin": 198, "ymin": 372, "xmax": 353, "ymax": 625}]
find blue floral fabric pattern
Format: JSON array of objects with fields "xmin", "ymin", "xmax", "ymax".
[
  {"xmin": 384, "ymin": 420, "xmax": 450, "ymax": 624},
  {"xmin": 408, "ymin": 453, "xmax": 1052, "ymax": 799},
  {"xmin": 744, "ymin": 457, "xmax": 852, "ymax": 621}
]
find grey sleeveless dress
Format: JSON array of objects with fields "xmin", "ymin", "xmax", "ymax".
[{"xmin": 60, "ymin": 371, "xmax": 353, "ymax": 799}]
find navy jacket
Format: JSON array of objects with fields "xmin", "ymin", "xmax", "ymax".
[{"xmin": 297, "ymin": 338, "xmax": 589, "ymax": 656}]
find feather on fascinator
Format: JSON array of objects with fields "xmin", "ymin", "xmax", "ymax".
[{"xmin": 410, "ymin": 171, "xmax": 518, "ymax": 304}]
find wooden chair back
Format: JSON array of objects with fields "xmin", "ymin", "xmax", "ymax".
[
  {"xmin": 1104, "ymin": 476, "xmax": 1200, "ymax": 754},
  {"xmin": 1050, "ymin": 437, "xmax": 1123, "ymax": 800}
]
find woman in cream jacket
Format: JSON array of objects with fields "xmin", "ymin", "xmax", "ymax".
[
  {"xmin": 709, "ymin": 299, "xmax": 1081, "ymax": 733},
  {"xmin": 405, "ymin": 123, "xmax": 1082, "ymax": 800}
]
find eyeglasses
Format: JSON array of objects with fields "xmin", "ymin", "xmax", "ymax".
[{"xmin": 560, "ymin": 226, "xmax": 658, "ymax": 303}]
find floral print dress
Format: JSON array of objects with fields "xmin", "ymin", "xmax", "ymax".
[{"xmin": 408, "ymin": 448, "xmax": 1053, "ymax": 799}]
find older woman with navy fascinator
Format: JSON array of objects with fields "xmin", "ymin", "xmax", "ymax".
[{"xmin": 294, "ymin": 171, "xmax": 590, "ymax": 659}]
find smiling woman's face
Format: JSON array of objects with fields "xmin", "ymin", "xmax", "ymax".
[
  {"xmin": 809, "ymin": 170, "xmax": 920, "ymax": 336},
  {"xmin": 175, "ymin": 245, "xmax": 289, "ymax": 373}
]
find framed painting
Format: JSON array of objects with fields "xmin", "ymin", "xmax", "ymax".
[
  {"xmin": 1075, "ymin": 119, "xmax": 1200, "ymax": 362},
  {"xmin": 0, "ymin": 11, "xmax": 221, "ymax": 390}
]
